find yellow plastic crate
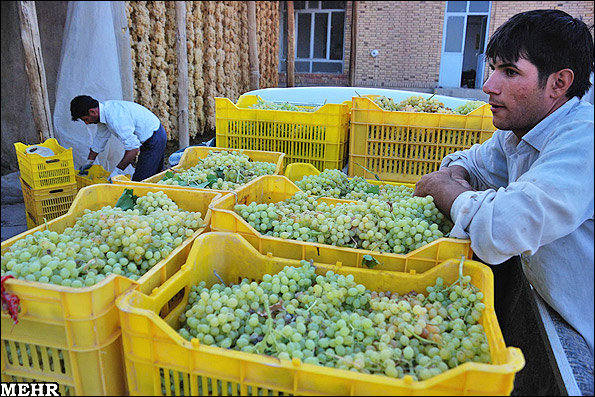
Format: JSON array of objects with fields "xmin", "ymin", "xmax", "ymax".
[
  {"xmin": 75, "ymin": 164, "xmax": 113, "ymax": 190},
  {"xmin": 112, "ymin": 146, "xmax": 285, "ymax": 194},
  {"xmin": 215, "ymin": 95, "xmax": 351, "ymax": 171},
  {"xmin": 210, "ymin": 175, "xmax": 472, "ymax": 274},
  {"xmin": 20, "ymin": 178, "xmax": 78, "ymax": 227},
  {"xmin": 1, "ymin": 184, "xmax": 222, "ymax": 396},
  {"xmin": 14, "ymin": 138, "xmax": 76, "ymax": 189},
  {"xmin": 285, "ymin": 162, "xmax": 416, "ymax": 190},
  {"xmin": 117, "ymin": 232, "xmax": 524, "ymax": 396},
  {"xmin": 348, "ymin": 96, "xmax": 496, "ymax": 183}
]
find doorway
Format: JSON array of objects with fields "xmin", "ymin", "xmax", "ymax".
[
  {"xmin": 438, "ymin": 1, "xmax": 491, "ymax": 88},
  {"xmin": 461, "ymin": 15, "xmax": 488, "ymax": 88}
]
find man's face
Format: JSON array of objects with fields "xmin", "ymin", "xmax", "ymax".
[
  {"xmin": 483, "ymin": 57, "xmax": 552, "ymax": 137},
  {"xmin": 80, "ymin": 108, "xmax": 99, "ymax": 125}
]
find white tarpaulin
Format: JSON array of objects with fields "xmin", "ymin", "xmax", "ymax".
[{"xmin": 53, "ymin": 1, "xmax": 132, "ymax": 173}]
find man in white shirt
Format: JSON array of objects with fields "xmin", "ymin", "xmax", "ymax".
[
  {"xmin": 414, "ymin": 9, "xmax": 593, "ymax": 394},
  {"xmin": 70, "ymin": 95, "xmax": 167, "ymax": 181}
]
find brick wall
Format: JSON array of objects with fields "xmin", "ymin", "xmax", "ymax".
[
  {"xmin": 354, "ymin": 1, "xmax": 445, "ymax": 89},
  {"xmin": 278, "ymin": 1, "xmax": 593, "ymax": 89}
]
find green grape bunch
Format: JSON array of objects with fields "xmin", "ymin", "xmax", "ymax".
[
  {"xmin": 249, "ymin": 98, "xmax": 321, "ymax": 112},
  {"xmin": 1, "ymin": 191, "xmax": 205, "ymax": 287},
  {"xmin": 373, "ymin": 95, "xmax": 486, "ymax": 115},
  {"xmin": 159, "ymin": 150, "xmax": 277, "ymax": 190},
  {"xmin": 295, "ymin": 169, "xmax": 414, "ymax": 202},
  {"xmin": 177, "ymin": 258, "xmax": 490, "ymax": 382},
  {"xmin": 235, "ymin": 191, "xmax": 453, "ymax": 255}
]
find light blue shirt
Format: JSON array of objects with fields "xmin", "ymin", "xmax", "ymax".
[
  {"xmin": 442, "ymin": 97, "xmax": 594, "ymax": 354},
  {"xmin": 91, "ymin": 100, "xmax": 161, "ymax": 153}
]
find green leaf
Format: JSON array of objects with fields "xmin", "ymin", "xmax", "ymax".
[
  {"xmin": 362, "ymin": 254, "xmax": 380, "ymax": 269},
  {"xmin": 364, "ymin": 185, "xmax": 380, "ymax": 195},
  {"xmin": 163, "ymin": 170, "xmax": 175, "ymax": 180},
  {"xmin": 115, "ymin": 188, "xmax": 138, "ymax": 211},
  {"xmin": 214, "ymin": 167, "xmax": 225, "ymax": 179}
]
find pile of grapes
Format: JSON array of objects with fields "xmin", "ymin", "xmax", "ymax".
[
  {"xmin": 373, "ymin": 95, "xmax": 485, "ymax": 115},
  {"xmin": 1, "ymin": 191, "xmax": 205, "ymax": 287},
  {"xmin": 177, "ymin": 259, "xmax": 490, "ymax": 382},
  {"xmin": 295, "ymin": 169, "xmax": 414, "ymax": 202},
  {"xmin": 159, "ymin": 150, "xmax": 277, "ymax": 190},
  {"xmin": 249, "ymin": 98, "xmax": 320, "ymax": 112},
  {"xmin": 235, "ymin": 191, "xmax": 452, "ymax": 255}
]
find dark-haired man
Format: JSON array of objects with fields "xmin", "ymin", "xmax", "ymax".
[
  {"xmin": 70, "ymin": 95, "xmax": 167, "ymax": 181},
  {"xmin": 414, "ymin": 8, "xmax": 593, "ymax": 392}
]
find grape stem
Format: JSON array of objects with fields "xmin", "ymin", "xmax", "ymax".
[{"xmin": 213, "ymin": 270, "xmax": 227, "ymax": 286}]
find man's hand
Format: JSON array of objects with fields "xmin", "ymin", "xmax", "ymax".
[
  {"xmin": 78, "ymin": 159, "xmax": 94, "ymax": 175},
  {"xmin": 414, "ymin": 166, "xmax": 473, "ymax": 219}
]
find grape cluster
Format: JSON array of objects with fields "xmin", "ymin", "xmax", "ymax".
[
  {"xmin": 177, "ymin": 259, "xmax": 490, "ymax": 382},
  {"xmin": 249, "ymin": 98, "xmax": 320, "ymax": 112},
  {"xmin": 159, "ymin": 150, "xmax": 277, "ymax": 190},
  {"xmin": 373, "ymin": 95, "xmax": 485, "ymax": 115},
  {"xmin": 295, "ymin": 169, "xmax": 414, "ymax": 202},
  {"xmin": 1, "ymin": 191, "xmax": 205, "ymax": 287},
  {"xmin": 235, "ymin": 191, "xmax": 452, "ymax": 255},
  {"xmin": 453, "ymin": 100, "xmax": 486, "ymax": 115}
]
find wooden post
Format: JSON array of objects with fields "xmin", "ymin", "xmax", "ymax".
[
  {"xmin": 17, "ymin": 1, "xmax": 54, "ymax": 142},
  {"xmin": 175, "ymin": 2, "xmax": 189, "ymax": 149},
  {"xmin": 286, "ymin": 1, "xmax": 295, "ymax": 87},
  {"xmin": 349, "ymin": 1, "xmax": 358, "ymax": 87},
  {"xmin": 247, "ymin": 1, "xmax": 260, "ymax": 90}
]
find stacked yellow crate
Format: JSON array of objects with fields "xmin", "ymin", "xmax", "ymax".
[{"xmin": 14, "ymin": 139, "xmax": 78, "ymax": 228}]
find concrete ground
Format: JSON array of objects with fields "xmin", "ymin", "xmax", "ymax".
[{"xmin": 1, "ymin": 171, "xmax": 28, "ymax": 242}]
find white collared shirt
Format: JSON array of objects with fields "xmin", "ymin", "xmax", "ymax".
[
  {"xmin": 90, "ymin": 100, "xmax": 161, "ymax": 153},
  {"xmin": 442, "ymin": 97, "xmax": 594, "ymax": 354}
]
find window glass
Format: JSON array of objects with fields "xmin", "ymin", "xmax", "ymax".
[
  {"xmin": 296, "ymin": 61, "xmax": 310, "ymax": 73},
  {"xmin": 297, "ymin": 13, "xmax": 312, "ymax": 58},
  {"xmin": 294, "ymin": 1, "xmax": 306, "ymax": 10},
  {"xmin": 468, "ymin": 1, "xmax": 489, "ymax": 12},
  {"xmin": 330, "ymin": 12, "xmax": 344, "ymax": 60},
  {"xmin": 314, "ymin": 13, "xmax": 328, "ymax": 58},
  {"xmin": 321, "ymin": 1, "xmax": 346, "ymax": 9},
  {"xmin": 445, "ymin": 16, "xmax": 465, "ymax": 52},
  {"xmin": 307, "ymin": 1, "xmax": 319, "ymax": 9},
  {"xmin": 312, "ymin": 62, "xmax": 342, "ymax": 73},
  {"xmin": 447, "ymin": 1, "xmax": 467, "ymax": 12}
]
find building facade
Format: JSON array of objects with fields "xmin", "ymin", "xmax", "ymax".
[{"xmin": 278, "ymin": 1, "xmax": 594, "ymax": 90}]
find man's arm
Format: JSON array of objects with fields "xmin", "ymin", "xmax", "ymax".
[
  {"xmin": 115, "ymin": 148, "xmax": 139, "ymax": 170},
  {"xmin": 414, "ymin": 165, "xmax": 473, "ymax": 219}
]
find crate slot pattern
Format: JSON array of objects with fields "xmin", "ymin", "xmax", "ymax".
[
  {"xmin": 14, "ymin": 139, "xmax": 76, "ymax": 189},
  {"xmin": 158, "ymin": 368, "xmax": 284, "ymax": 396},
  {"xmin": 20, "ymin": 178, "xmax": 78, "ymax": 226},
  {"xmin": 349, "ymin": 96, "xmax": 495, "ymax": 183},
  {"xmin": 2, "ymin": 184, "xmax": 222, "ymax": 396},
  {"xmin": 216, "ymin": 96, "xmax": 350, "ymax": 172}
]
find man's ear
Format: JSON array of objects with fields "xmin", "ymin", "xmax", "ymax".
[
  {"xmin": 548, "ymin": 68, "xmax": 574, "ymax": 98},
  {"xmin": 88, "ymin": 107, "xmax": 99, "ymax": 117}
]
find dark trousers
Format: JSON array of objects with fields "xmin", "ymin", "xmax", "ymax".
[{"xmin": 132, "ymin": 124, "xmax": 167, "ymax": 181}]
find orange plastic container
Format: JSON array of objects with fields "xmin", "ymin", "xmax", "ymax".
[
  {"xmin": 209, "ymin": 175, "xmax": 472, "ymax": 274},
  {"xmin": 349, "ymin": 96, "xmax": 495, "ymax": 183},
  {"xmin": 14, "ymin": 139, "xmax": 76, "ymax": 189},
  {"xmin": 215, "ymin": 95, "xmax": 351, "ymax": 171},
  {"xmin": 117, "ymin": 232, "xmax": 524, "ymax": 396},
  {"xmin": 1, "ymin": 184, "xmax": 221, "ymax": 395}
]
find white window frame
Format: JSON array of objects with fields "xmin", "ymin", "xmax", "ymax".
[{"xmin": 279, "ymin": 1, "xmax": 346, "ymax": 74}]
